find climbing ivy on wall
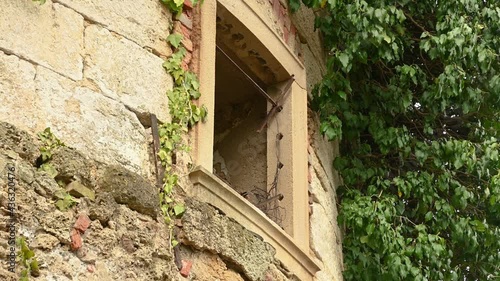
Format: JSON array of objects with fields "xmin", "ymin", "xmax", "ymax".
[
  {"xmin": 291, "ymin": 0, "xmax": 500, "ymax": 280},
  {"xmin": 159, "ymin": 0, "xmax": 207, "ymax": 247},
  {"xmin": 161, "ymin": 0, "xmax": 202, "ymax": 15}
]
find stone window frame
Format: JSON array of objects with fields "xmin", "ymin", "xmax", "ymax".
[{"xmin": 189, "ymin": 0, "xmax": 320, "ymax": 280}]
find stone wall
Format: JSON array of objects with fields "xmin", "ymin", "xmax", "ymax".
[{"xmin": 0, "ymin": 0, "xmax": 344, "ymax": 280}]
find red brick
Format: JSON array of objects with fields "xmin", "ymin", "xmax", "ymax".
[
  {"xmin": 70, "ymin": 229, "xmax": 82, "ymax": 251},
  {"xmin": 173, "ymin": 21, "xmax": 191, "ymax": 39},
  {"xmin": 73, "ymin": 214, "xmax": 91, "ymax": 233},
  {"xmin": 181, "ymin": 37, "xmax": 193, "ymax": 52},
  {"xmin": 182, "ymin": 51, "xmax": 192, "ymax": 66},
  {"xmin": 180, "ymin": 260, "xmax": 192, "ymax": 277},
  {"xmin": 179, "ymin": 13, "xmax": 193, "ymax": 29},
  {"xmin": 184, "ymin": 0, "xmax": 193, "ymax": 9}
]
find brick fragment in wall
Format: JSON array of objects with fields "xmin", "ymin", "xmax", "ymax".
[
  {"xmin": 183, "ymin": 50, "xmax": 193, "ymax": 66},
  {"xmin": 184, "ymin": 0, "xmax": 194, "ymax": 9},
  {"xmin": 180, "ymin": 260, "xmax": 193, "ymax": 277},
  {"xmin": 73, "ymin": 214, "xmax": 91, "ymax": 233},
  {"xmin": 182, "ymin": 36, "xmax": 194, "ymax": 52},
  {"xmin": 180, "ymin": 12, "xmax": 193, "ymax": 29},
  {"xmin": 173, "ymin": 21, "xmax": 192, "ymax": 39},
  {"xmin": 173, "ymin": 19, "xmax": 193, "ymax": 52},
  {"xmin": 70, "ymin": 229, "xmax": 83, "ymax": 251}
]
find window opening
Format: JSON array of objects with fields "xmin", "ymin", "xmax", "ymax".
[{"xmin": 213, "ymin": 45, "xmax": 292, "ymax": 227}]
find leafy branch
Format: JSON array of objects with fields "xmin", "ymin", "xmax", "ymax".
[
  {"xmin": 17, "ymin": 237, "xmax": 40, "ymax": 280},
  {"xmin": 159, "ymin": 0, "xmax": 206, "ymax": 248}
]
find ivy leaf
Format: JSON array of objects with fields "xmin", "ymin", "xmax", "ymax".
[
  {"xmin": 173, "ymin": 203, "xmax": 186, "ymax": 217},
  {"xmin": 167, "ymin": 33, "xmax": 183, "ymax": 49},
  {"xmin": 338, "ymin": 53, "xmax": 349, "ymax": 69},
  {"xmin": 289, "ymin": 0, "xmax": 301, "ymax": 12}
]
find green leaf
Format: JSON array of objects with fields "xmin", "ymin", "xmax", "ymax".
[
  {"xmin": 173, "ymin": 203, "xmax": 186, "ymax": 217},
  {"xmin": 171, "ymin": 239, "xmax": 179, "ymax": 247},
  {"xmin": 289, "ymin": 0, "xmax": 301, "ymax": 12},
  {"xmin": 360, "ymin": 236, "xmax": 369, "ymax": 244},
  {"xmin": 167, "ymin": 33, "xmax": 183, "ymax": 49},
  {"xmin": 39, "ymin": 163, "xmax": 58, "ymax": 178},
  {"xmin": 338, "ymin": 53, "xmax": 349, "ymax": 69}
]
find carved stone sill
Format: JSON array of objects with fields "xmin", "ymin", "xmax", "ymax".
[{"xmin": 189, "ymin": 166, "xmax": 321, "ymax": 281}]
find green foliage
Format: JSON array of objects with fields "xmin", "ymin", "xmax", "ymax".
[
  {"xmin": 38, "ymin": 127, "xmax": 65, "ymax": 162},
  {"xmin": 17, "ymin": 237, "xmax": 40, "ymax": 280},
  {"xmin": 54, "ymin": 189, "xmax": 79, "ymax": 211},
  {"xmin": 294, "ymin": 0, "xmax": 500, "ymax": 279},
  {"xmin": 159, "ymin": 41, "xmax": 205, "ymax": 238},
  {"xmin": 37, "ymin": 128, "xmax": 65, "ymax": 178},
  {"xmin": 166, "ymin": 33, "xmax": 183, "ymax": 49},
  {"xmin": 32, "ymin": 0, "xmax": 46, "ymax": 5},
  {"xmin": 158, "ymin": 0, "xmax": 206, "ymax": 249},
  {"xmin": 160, "ymin": 0, "xmax": 202, "ymax": 15}
]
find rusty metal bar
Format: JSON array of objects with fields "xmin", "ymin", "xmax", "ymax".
[
  {"xmin": 257, "ymin": 75, "xmax": 295, "ymax": 133},
  {"xmin": 150, "ymin": 114, "xmax": 164, "ymax": 189},
  {"xmin": 216, "ymin": 45, "xmax": 278, "ymax": 107}
]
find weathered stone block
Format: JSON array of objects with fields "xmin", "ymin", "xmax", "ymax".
[
  {"xmin": 32, "ymin": 171, "xmax": 61, "ymax": 199},
  {"xmin": 84, "ymin": 25, "xmax": 172, "ymax": 123},
  {"xmin": 32, "ymin": 233, "xmax": 60, "ymax": 250},
  {"xmin": 67, "ymin": 181, "xmax": 95, "ymax": 201},
  {"xmin": 88, "ymin": 193, "xmax": 117, "ymax": 225},
  {"xmin": 0, "ymin": 121, "xmax": 40, "ymax": 165},
  {"xmin": 50, "ymin": 147, "xmax": 98, "ymax": 188},
  {"xmin": 0, "ymin": 51, "xmax": 153, "ymax": 176},
  {"xmin": 181, "ymin": 199, "xmax": 276, "ymax": 281},
  {"xmin": 57, "ymin": 0, "xmax": 172, "ymax": 57},
  {"xmin": 0, "ymin": 1, "xmax": 84, "ymax": 80},
  {"xmin": 98, "ymin": 165, "xmax": 159, "ymax": 217}
]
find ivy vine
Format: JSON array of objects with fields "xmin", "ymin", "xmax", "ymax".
[
  {"xmin": 17, "ymin": 237, "xmax": 40, "ymax": 280},
  {"xmin": 161, "ymin": 0, "xmax": 203, "ymax": 15},
  {"xmin": 159, "ymin": 0, "xmax": 207, "ymax": 248}
]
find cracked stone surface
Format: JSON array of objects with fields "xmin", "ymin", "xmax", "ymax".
[
  {"xmin": 56, "ymin": 0, "xmax": 172, "ymax": 57},
  {"xmin": 181, "ymin": 199, "xmax": 277, "ymax": 281},
  {"xmin": 83, "ymin": 24, "xmax": 172, "ymax": 123},
  {"xmin": 0, "ymin": 124, "xmax": 181, "ymax": 281},
  {"xmin": 0, "ymin": 50, "xmax": 153, "ymax": 177},
  {"xmin": 0, "ymin": 0, "xmax": 84, "ymax": 80}
]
